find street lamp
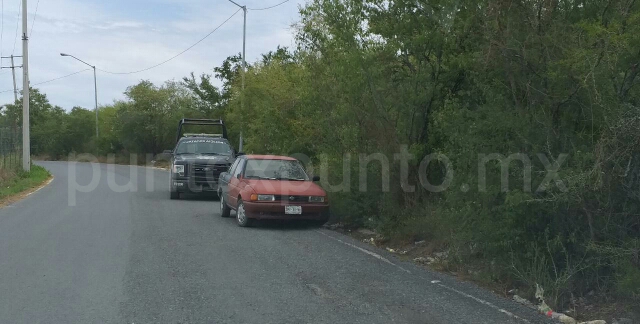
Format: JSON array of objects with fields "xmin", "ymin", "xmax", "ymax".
[
  {"xmin": 227, "ymin": 0, "xmax": 246, "ymax": 152},
  {"xmin": 60, "ymin": 53, "xmax": 99, "ymax": 138}
]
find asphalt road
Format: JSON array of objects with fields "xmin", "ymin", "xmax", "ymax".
[{"xmin": 0, "ymin": 161, "xmax": 552, "ymax": 324}]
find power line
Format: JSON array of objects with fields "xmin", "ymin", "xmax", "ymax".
[
  {"xmin": 11, "ymin": 0, "xmax": 19, "ymax": 55},
  {"xmin": 34, "ymin": 68, "xmax": 91, "ymax": 86},
  {"xmin": 0, "ymin": 2, "xmax": 288, "ymax": 98},
  {"xmin": 0, "ymin": 68, "xmax": 90, "ymax": 94},
  {"xmin": 97, "ymin": 8, "xmax": 241, "ymax": 75},
  {"xmin": 29, "ymin": 0, "xmax": 39, "ymax": 38},
  {"xmin": 248, "ymin": 0, "xmax": 290, "ymax": 10}
]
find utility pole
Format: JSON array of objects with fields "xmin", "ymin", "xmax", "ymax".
[
  {"xmin": 60, "ymin": 53, "xmax": 99, "ymax": 138},
  {"xmin": 22, "ymin": 0, "xmax": 30, "ymax": 172},
  {"xmin": 241, "ymin": 5, "xmax": 246, "ymax": 96},
  {"xmin": 11, "ymin": 55, "xmax": 19, "ymax": 103},
  {"xmin": 1, "ymin": 55, "xmax": 23, "ymax": 103},
  {"xmin": 228, "ymin": 0, "xmax": 247, "ymax": 152},
  {"xmin": 93, "ymin": 67, "xmax": 98, "ymax": 138}
]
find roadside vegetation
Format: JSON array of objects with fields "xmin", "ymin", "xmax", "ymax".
[
  {"xmin": 0, "ymin": 164, "xmax": 51, "ymax": 203},
  {"xmin": 1, "ymin": 0, "xmax": 639, "ymax": 319}
]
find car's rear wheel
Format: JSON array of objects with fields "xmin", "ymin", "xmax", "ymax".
[
  {"xmin": 220, "ymin": 192, "xmax": 231, "ymax": 218},
  {"xmin": 236, "ymin": 200, "xmax": 253, "ymax": 227}
]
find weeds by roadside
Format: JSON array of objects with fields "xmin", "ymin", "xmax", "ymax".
[
  {"xmin": 0, "ymin": 165, "xmax": 51, "ymax": 203},
  {"xmin": 328, "ymin": 223, "xmax": 639, "ymax": 324}
]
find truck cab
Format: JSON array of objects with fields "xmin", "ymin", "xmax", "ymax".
[{"xmin": 166, "ymin": 119, "xmax": 240, "ymax": 199}]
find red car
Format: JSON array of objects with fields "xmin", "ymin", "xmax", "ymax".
[{"xmin": 217, "ymin": 155, "xmax": 330, "ymax": 227}]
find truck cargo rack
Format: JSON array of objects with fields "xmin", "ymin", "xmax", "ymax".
[{"xmin": 176, "ymin": 119, "xmax": 228, "ymax": 144}]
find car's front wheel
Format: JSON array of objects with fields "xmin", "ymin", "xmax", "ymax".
[
  {"xmin": 236, "ymin": 200, "xmax": 253, "ymax": 227},
  {"xmin": 219, "ymin": 192, "xmax": 231, "ymax": 218}
]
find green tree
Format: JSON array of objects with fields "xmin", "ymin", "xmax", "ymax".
[{"xmin": 116, "ymin": 80, "xmax": 200, "ymax": 155}]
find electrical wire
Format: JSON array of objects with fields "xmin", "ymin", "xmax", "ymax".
[
  {"xmin": 33, "ymin": 68, "xmax": 91, "ymax": 86},
  {"xmin": 97, "ymin": 8, "xmax": 241, "ymax": 75},
  {"xmin": 0, "ymin": 68, "xmax": 90, "ymax": 93},
  {"xmin": 11, "ymin": 0, "xmax": 19, "ymax": 55},
  {"xmin": 29, "ymin": 0, "xmax": 40, "ymax": 38},
  {"xmin": 1, "ymin": 1, "xmax": 288, "ymax": 96},
  {"xmin": 248, "ymin": 0, "xmax": 290, "ymax": 10}
]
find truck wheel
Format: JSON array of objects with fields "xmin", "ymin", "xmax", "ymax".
[
  {"xmin": 236, "ymin": 200, "xmax": 253, "ymax": 227},
  {"xmin": 219, "ymin": 193, "xmax": 231, "ymax": 218}
]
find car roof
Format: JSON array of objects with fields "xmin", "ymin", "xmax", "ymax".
[{"xmin": 243, "ymin": 155, "xmax": 297, "ymax": 161}]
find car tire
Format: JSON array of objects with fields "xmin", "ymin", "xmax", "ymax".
[
  {"xmin": 236, "ymin": 200, "xmax": 253, "ymax": 227},
  {"xmin": 220, "ymin": 192, "xmax": 231, "ymax": 218}
]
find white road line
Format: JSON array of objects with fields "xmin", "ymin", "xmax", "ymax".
[
  {"xmin": 315, "ymin": 230, "xmax": 411, "ymax": 273},
  {"xmin": 431, "ymin": 281, "xmax": 532, "ymax": 323},
  {"xmin": 25, "ymin": 176, "xmax": 54, "ymax": 197},
  {"xmin": 316, "ymin": 230, "xmax": 532, "ymax": 323}
]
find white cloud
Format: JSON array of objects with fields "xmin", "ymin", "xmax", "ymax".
[
  {"xmin": 93, "ymin": 21, "xmax": 147, "ymax": 30},
  {"xmin": 0, "ymin": 0, "xmax": 308, "ymax": 110}
]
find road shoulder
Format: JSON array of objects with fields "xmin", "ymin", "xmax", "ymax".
[{"xmin": 0, "ymin": 165, "xmax": 53, "ymax": 208}]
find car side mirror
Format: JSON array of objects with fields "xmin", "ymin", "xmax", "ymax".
[
  {"xmin": 236, "ymin": 173, "xmax": 242, "ymax": 179},
  {"xmin": 163, "ymin": 149, "xmax": 173, "ymax": 155},
  {"xmin": 236, "ymin": 152, "xmax": 245, "ymax": 157},
  {"xmin": 312, "ymin": 176, "xmax": 320, "ymax": 181}
]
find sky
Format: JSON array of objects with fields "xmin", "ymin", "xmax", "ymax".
[{"xmin": 0, "ymin": 0, "xmax": 308, "ymax": 110}]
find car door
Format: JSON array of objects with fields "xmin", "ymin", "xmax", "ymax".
[
  {"xmin": 227, "ymin": 158, "xmax": 246, "ymax": 209},
  {"xmin": 220, "ymin": 159, "xmax": 240, "ymax": 198}
]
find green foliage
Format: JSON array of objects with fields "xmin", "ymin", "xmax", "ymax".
[
  {"xmin": 2, "ymin": 89, "xmax": 73, "ymax": 158},
  {"xmin": 616, "ymin": 259, "xmax": 640, "ymax": 300},
  {"xmin": 1, "ymin": 0, "xmax": 639, "ymax": 309},
  {"xmin": 0, "ymin": 165, "xmax": 50, "ymax": 200},
  {"xmin": 225, "ymin": 0, "xmax": 640, "ymax": 308}
]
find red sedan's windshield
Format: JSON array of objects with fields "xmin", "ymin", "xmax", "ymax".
[{"xmin": 244, "ymin": 159, "xmax": 309, "ymax": 181}]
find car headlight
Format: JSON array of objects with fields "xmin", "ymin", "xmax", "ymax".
[
  {"xmin": 250, "ymin": 194, "xmax": 275, "ymax": 201},
  {"xmin": 309, "ymin": 196, "xmax": 325, "ymax": 203},
  {"xmin": 172, "ymin": 164, "xmax": 185, "ymax": 176}
]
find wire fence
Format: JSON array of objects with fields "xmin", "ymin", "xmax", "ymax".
[{"xmin": 0, "ymin": 127, "xmax": 23, "ymax": 172}]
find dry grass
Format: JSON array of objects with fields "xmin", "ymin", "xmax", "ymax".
[
  {"xmin": 59, "ymin": 154, "xmax": 172, "ymax": 169},
  {"xmin": 330, "ymin": 225, "xmax": 639, "ymax": 322}
]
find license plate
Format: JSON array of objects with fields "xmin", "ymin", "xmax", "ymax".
[{"xmin": 285, "ymin": 206, "xmax": 302, "ymax": 215}]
